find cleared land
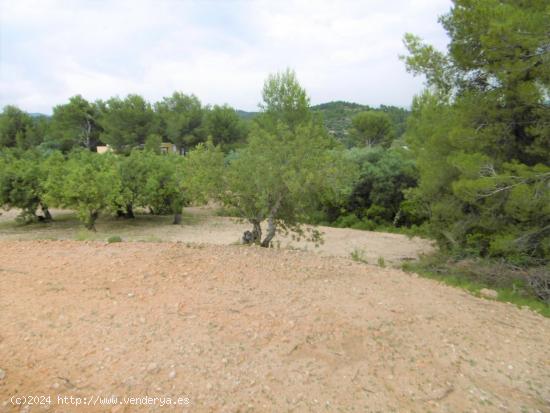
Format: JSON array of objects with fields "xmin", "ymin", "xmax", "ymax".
[
  {"xmin": 1, "ymin": 240, "xmax": 549, "ymax": 412},
  {"xmin": 0, "ymin": 208, "xmax": 433, "ymax": 265}
]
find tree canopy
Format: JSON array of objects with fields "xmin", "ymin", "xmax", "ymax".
[
  {"xmin": 258, "ymin": 69, "xmax": 311, "ymax": 131},
  {"xmin": 98, "ymin": 95, "xmax": 155, "ymax": 153},
  {"xmin": 402, "ymin": 0, "xmax": 550, "ymax": 263},
  {"xmin": 350, "ymin": 111, "xmax": 395, "ymax": 148},
  {"xmin": 156, "ymin": 92, "xmax": 204, "ymax": 151},
  {"xmin": 49, "ymin": 95, "xmax": 102, "ymax": 152},
  {"xmin": 0, "ymin": 106, "xmax": 38, "ymax": 149},
  {"xmin": 203, "ymin": 104, "xmax": 247, "ymax": 152}
]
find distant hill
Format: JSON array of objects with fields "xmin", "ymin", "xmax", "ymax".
[
  {"xmin": 235, "ymin": 110, "xmax": 258, "ymax": 120},
  {"xmin": 311, "ymin": 101, "xmax": 410, "ymax": 141},
  {"xmin": 29, "ymin": 113, "xmax": 50, "ymax": 119},
  {"xmin": 236, "ymin": 101, "xmax": 410, "ymax": 141}
]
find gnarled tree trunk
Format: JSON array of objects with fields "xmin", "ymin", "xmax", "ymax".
[
  {"xmin": 243, "ymin": 219, "xmax": 262, "ymax": 245},
  {"xmin": 260, "ymin": 197, "xmax": 281, "ymax": 248},
  {"xmin": 260, "ymin": 215, "xmax": 277, "ymax": 247}
]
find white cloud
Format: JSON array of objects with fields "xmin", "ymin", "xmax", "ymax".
[{"xmin": 0, "ymin": 0, "xmax": 452, "ymax": 113}]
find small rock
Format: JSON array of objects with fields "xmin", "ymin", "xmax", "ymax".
[
  {"xmin": 0, "ymin": 368, "xmax": 5, "ymax": 380},
  {"xmin": 479, "ymin": 288, "xmax": 498, "ymax": 299},
  {"xmin": 127, "ymin": 292, "xmax": 134, "ymax": 298},
  {"xmin": 168, "ymin": 370, "xmax": 176, "ymax": 379},
  {"xmin": 147, "ymin": 362, "xmax": 159, "ymax": 373}
]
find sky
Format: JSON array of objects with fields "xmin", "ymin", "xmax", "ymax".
[{"xmin": 0, "ymin": 0, "xmax": 452, "ymax": 114}]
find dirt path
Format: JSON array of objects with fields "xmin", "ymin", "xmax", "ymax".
[{"xmin": 1, "ymin": 241, "xmax": 548, "ymax": 412}]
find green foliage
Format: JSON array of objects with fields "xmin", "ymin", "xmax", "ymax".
[
  {"xmin": 402, "ymin": 0, "xmax": 550, "ymax": 264},
  {"xmin": 319, "ymin": 147, "xmax": 419, "ymax": 228},
  {"xmin": 0, "ymin": 149, "xmax": 53, "ymax": 222},
  {"xmin": 0, "ymin": 106, "xmax": 39, "ymax": 149},
  {"xmin": 189, "ymin": 71, "xmax": 357, "ymax": 247},
  {"xmin": 350, "ymin": 148, "xmax": 418, "ymax": 224},
  {"xmin": 216, "ymin": 121, "xmax": 355, "ymax": 246},
  {"xmin": 107, "ymin": 235, "xmax": 122, "ymax": 243},
  {"xmin": 350, "ymin": 111, "xmax": 394, "ymax": 148},
  {"xmin": 182, "ymin": 141, "xmax": 225, "ymax": 204},
  {"xmin": 98, "ymin": 95, "xmax": 154, "ymax": 153},
  {"xmin": 49, "ymin": 95, "xmax": 102, "ymax": 151},
  {"xmin": 258, "ymin": 68, "xmax": 311, "ymax": 131},
  {"xmin": 117, "ymin": 149, "xmax": 159, "ymax": 218},
  {"xmin": 143, "ymin": 153, "xmax": 187, "ymax": 222},
  {"xmin": 155, "ymin": 92, "xmax": 204, "ymax": 151},
  {"xmin": 350, "ymin": 248, "xmax": 368, "ymax": 264},
  {"xmin": 332, "ymin": 214, "xmax": 377, "ymax": 231},
  {"xmin": 45, "ymin": 150, "xmax": 123, "ymax": 230},
  {"xmin": 144, "ymin": 133, "xmax": 162, "ymax": 154},
  {"xmin": 203, "ymin": 104, "xmax": 247, "ymax": 152},
  {"xmin": 311, "ymin": 101, "xmax": 410, "ymax": 142},
  {"xmin": 403, "ymin": 253, "xmax": 550, "ymax": 316}
]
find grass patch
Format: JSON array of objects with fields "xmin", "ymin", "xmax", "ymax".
[
  {"xmin": 0, "ymin": 208, "xmax": 207, "ymax": 242},
  {"xmin": 403, "ymin": 253, "xmax": 550, "ymax": 318},
  {"xmin": 311, "ymin": 213, "xmax": 430, "ymax": 239},
  {"xmin": 107, "ymin": 235, "xmax": 123, "ymax": 243},
  {"xmin": 350, "ymin": 248, "xmax": 368, "ymax": 264}
]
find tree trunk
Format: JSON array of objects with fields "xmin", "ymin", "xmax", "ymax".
[
  {"xmin": 261, "ymin": 215, "xmax": 277, "ymax": 248},
  {"xmin": 86, "ymin": 211, "xmax": 99, "ymax": 231},
  {"xmin": 242, "ymin": 219, "xmax": 262, "ymax": 245},
  {"xmin": 41, "ymin": 204, "xmax": 52, "ymax": 221},
  {"xmin": 173, "ymin": 212, "xmax": 182, "ymax": 225},
  {"xmin": 260, "ymin": 197, "xmax": 281, "ymax": 247},
  {"xmin": 84, "ymin": 118, "xmax": 92, "ymax": 150},
  {"xmin": 125, "ymin": 203, "xmax": 135, "ymax": 219},
  {"xmin": 252, "ymin": 220, "xmax": 262, "ymax": 244}
]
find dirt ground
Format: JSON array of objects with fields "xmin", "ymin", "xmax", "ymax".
[
  {"xmin": 1, "ymin": 241, "xmax": 549, "ymax": 412},
  {"xmin": 0, "ymin": 208, "xmax": 434, "ymax": 265}
]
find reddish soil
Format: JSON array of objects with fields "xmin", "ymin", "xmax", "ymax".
[{"xmin": 0, "ymin": 241, "xmax": 549, "ymax": 412}]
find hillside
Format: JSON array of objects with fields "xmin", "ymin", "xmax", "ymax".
[
  {"xmin": 312, "ymin": 101, "xmax": 410, "ymax": 141},
  {"xmin": 236, "ymin": 101, "xmax": 410, "ymax": 142}
]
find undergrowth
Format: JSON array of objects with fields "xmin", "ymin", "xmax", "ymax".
[{"xmin": 403, "ymin": 252, "xmax": 550, "ymax": 318}]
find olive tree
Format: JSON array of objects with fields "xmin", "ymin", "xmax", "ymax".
[
  {"xmin": 45, "ymin": 151, "xmax": 122, "ymax": 230},
  {"xmin": 188, "ymin": 70, "xmax": 356, "ymax": 247},
  {"xmin": 0, "ymin": 149, "xmax": 53, "ymax": 222},
  {"xmin": 223, "ymin": 122, "xmax": 354, "ymax": 246},
  {"xmin": 143, "ymin": 153, "xmax": 187, "ymax": 224}
]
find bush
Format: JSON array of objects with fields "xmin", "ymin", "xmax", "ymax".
[{"xmin": 107, "ymin": 235, "xmax": 122, "ymax": 243}]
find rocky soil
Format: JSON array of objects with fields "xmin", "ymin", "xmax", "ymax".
[{"xmin": 0, "ymin": 241, "xmax": 549, "ymax": 412}]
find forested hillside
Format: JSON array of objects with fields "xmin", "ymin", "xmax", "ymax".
[
  {"xmin": 235, "ymin": 102, "xmax": 410, "ymax": 143},
  {"xmin": 311, "ymin": 102, "xmax": 409, "ymax": 142}
]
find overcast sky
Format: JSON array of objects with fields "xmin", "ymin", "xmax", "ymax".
[{"xmin": 0, "ymin": 0, "xmax": 452, "ymax": 114}]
